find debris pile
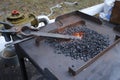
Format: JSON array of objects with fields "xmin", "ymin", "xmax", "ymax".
[{"xmin": 45, "ymin": 26, "xmax": 109, "ymax": 62}]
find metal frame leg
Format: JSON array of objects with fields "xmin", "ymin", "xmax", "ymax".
[
  {"xmin": 18, "ymin": 56, "xmax": 28, "ymax": 80},
  {"xmin": 15, "ymin": 44, "xmax": 28, "ymax": 80}
]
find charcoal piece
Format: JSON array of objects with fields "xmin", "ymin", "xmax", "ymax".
[{"xmin": 45, "ymin": 26, "xmax": 109, "ymax": 62}]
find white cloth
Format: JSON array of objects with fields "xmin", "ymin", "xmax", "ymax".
[{"xmin": 0, "ymin": 36, "xmax": 12, "ymax": 52}]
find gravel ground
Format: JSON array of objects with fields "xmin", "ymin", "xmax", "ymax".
[
  {"xmin": 0, "ymin": 57, "xmax": 43, "ymax": 80},
  {"xmin": 0, "ymin": 0, "xmax": 103, "ymax": 19}
]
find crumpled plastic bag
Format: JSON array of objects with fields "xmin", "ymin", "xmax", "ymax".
[{"xmin": 99, "ymin": 0, "xmax": 115, "ymax": 21}]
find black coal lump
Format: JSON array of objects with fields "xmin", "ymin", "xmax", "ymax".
[{"xmin": 45, "ymin": 26, "xmax": 110, "ymax": 62}]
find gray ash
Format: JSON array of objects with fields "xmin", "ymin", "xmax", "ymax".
[{"xmin": 45, "ymin": 26, "xmax": 109, "ymax": 62}]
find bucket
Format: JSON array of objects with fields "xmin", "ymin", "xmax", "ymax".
[{"xmin": 0, "ymin": 45, "xmax": 19, "ymax": 66}]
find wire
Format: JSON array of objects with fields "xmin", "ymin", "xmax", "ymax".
[{"xmin": 47, "ymin": 1, "xmax": 78, "ymax": 17}]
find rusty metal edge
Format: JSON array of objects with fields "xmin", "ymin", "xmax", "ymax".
[
  {"xmin": 55, "ymin": 11, "xmax": 102, "ymax": 25},
  {"xmin": 68, "ymin": 38, "xmax": 120, "ymax": 76}
]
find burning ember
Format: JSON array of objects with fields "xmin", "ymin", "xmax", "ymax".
[
  {"xmin": 45, "ymin": 26, "xmax": 109, "ymax": 62},
  {"xmin": 73, "ymin": 32, "xmax": 84, "ymax": 39}
]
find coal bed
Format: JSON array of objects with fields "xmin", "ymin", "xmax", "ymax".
[{"xmin": 45, "ymin": 26, "xmax": 110, "ymax": 62}]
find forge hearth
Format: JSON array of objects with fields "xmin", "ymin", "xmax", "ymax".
[
  {"xmin": 14, "ymin": 11, "xmax": 120, "ymax": 80},
  {"xmin": 45, "ymin": 26, "xmax": 109, "ymax": 62}
]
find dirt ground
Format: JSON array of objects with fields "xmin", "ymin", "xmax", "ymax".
[
  {"xmin": 0, "ymin": 0, "xmax": 103, "ymax": 19},
  {"xmin": 0, "ymin": 57, "xmax": 44, "ymax": 80}
]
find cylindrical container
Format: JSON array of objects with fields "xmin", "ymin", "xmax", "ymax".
[{"xmin": 0, "ymin": 45, "xmax": 18, "ymax": 66}]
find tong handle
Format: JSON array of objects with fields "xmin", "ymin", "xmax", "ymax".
[{"xmin": 0, "ymin": 21, "xmax": 14, "ymax": 28}]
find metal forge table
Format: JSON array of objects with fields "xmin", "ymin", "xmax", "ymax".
[{"xmin": 15, "ymin": 11, "xmax": 120, "ymax": 80}]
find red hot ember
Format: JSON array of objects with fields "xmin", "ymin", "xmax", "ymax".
[{"xmin": 73, "ymin": 32, "xmax": 84, "ymax": 39}]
